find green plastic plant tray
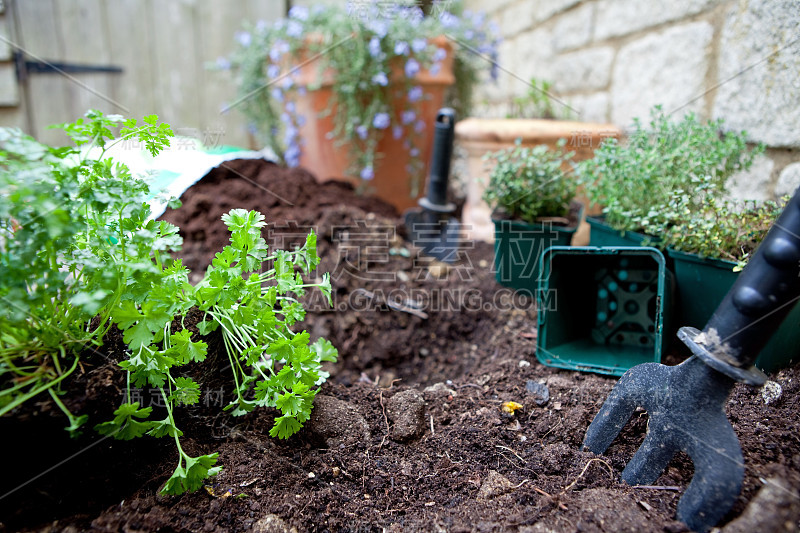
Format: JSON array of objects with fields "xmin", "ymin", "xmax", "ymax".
[
  {"xmin": 537, "ymin": 246, "xmax": 673, "ymax": 376},
  {"xmin": 668, "ymin": 248, "xmax": 800, "ymax": 373},
  {"xmin": 493, "ymin": 205, "xmax": 583, "ymax": 293},
  {"xmin": 586, "ymin": 216, "xmax": 659, "ymax": 247}
]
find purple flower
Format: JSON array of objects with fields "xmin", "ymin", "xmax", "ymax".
[
  {"xmin": 433, "ymin": 48, "xmax": 447, "ymax": 62},
  {"xmin": 255, "ymin": 20, "xmax": 268, "ymax": 32},
  {"xmin": 372, "ymin": 112, "xmax": 391, "ymax": 130},
  {"xmin": 296, "ymin": 115, "xmax": 306, "ymax": 127},
  {"xmin": 411, "ymin": 38, "xmax": 427, "ymax": 54},
  {"xmin": 405, "ymin": 58, "xmax": 420, "ymax": 78},
  {"xmin": 215, "ymin": 57, "xmax": 231, "ymax": 70},
  {"xmin": 235, "ymin": 31, "xmax": 251, "ymax": 47},
  {"xmin": 407, "ymin": 86, "xmax": 423, "ymax": 102},
  {"xmin": 394, "ymin": 41, "xmax": 410, "ymax": 56},
  {"xmin": 360, "ymin": 165, "xmax": 374, "ymax": 180},
  {"xmin": 356, "ymin": 125, "xmax": 368, "ymax": 140},
  {"xmin": 285, "ymin": 101, "xmax": 296, "ymax": 114},
  {"xmin": 288, "ymin": 5, "xmax": 309, "ymax": 20},
  {"xmin": 410, "ymin": 147, "xmax": 420, "ymax": 157},
  {"xmin": 430, "ymin": 63, "xmax": 441, "ymax": 75},
  {"xmin": 414, "ymin": 120, "xmax": 426, "ymax": 133},
  {"xmin": 271, "ymin": 87, "xmax": 284, "ymax": 102},
  {"xmin": 401, "ymin": 110, "xmax": 416, "ymax": 125},
  {"xmin": 270, "ymin": 40, "xmax": 289, "ymax": 62},
  {"xmin": 367, "ymin": 19, "xmax": 388, "ymax": 38},
  {"xmin": 280, "ymin": 76, "xmax": 294, "ymax": 90},
  {"xmin": 267, "ymin": 64, "xmax": 280, "ymax": 79},
  {"xmin": 285, "ymin": 144, "xmax": 301, "ymax": 167},
  {"xmin": 280, "ymin": 112, "xmax": 292, "ymax": 124},
  {"xmin": 392, "ymin": 125, "xmax": 403, "ymax": 139},
  {"xmin": 439, "ymin": 11, "xmax": 458, "ymax": 28},
  {"xmin": 286, "ymin": 20, "xmax": 303, "ymax": 38},
  {"xmin": 297, "ymin": 86, "xmax": 307, "ymax": 96},
  {"xmin": 371, "ymin": 72, "xmax": 389, "ymax": 86},
  {"xmin": 368, "ymin": 36, "xmax": 382, "ymax": 58}
]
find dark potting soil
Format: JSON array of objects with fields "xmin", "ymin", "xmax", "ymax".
[{"xmin": 2, "ymin": 159, "xmax": 798, "ymax": 533}]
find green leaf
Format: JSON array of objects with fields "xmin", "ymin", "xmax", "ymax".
[
  {"xmin": 112, "ymin": 300, "xmax": 143, "ymax": 329},
  {"xmin": 169, "ymin": 377, "xmax": 201, "ymax": 406},
  {"xmin": 196, "ymin": 318, "xmax": 219, "ymax": 335},
  {"xmin": 123, "ymin": 321, "xmax": 155, "ymax": 351},
  {"xmin": 269, "ymin": 415, "xmax": 302, "ymax": 439},
  {"xmin": 160, "ymin": 453, "xmax": 221, "ymax": 495},
  {"xmin": 312, "ymin": 338, "xmax": 339, "ymax": 363},
  {"xmin": 147, "ymin": 417, "xmax": 184, "ymax": 438},
  {"xmin": 170, "ymin": 330, "xmax": 207, "ymax": 364},
  {"xmin": 276, "ymin": 391, "xmax": 304, "ymax": 417},
  {"xmin": 95, "ymin": 402, "xmax": 155, "ymax": 440}
]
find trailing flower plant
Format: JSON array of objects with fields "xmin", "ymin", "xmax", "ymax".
[
  {"xmin": 225, "ymin": 1, "xmax": 498, "ymax": 191},
  {"xmin": 482, "ymin": 139, "xmax": 577, "ymax": 223},
  {"xmin": 0, "ymin": 111, "xmax": 338, "ymax": 495}
]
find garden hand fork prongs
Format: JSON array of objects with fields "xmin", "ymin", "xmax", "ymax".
[{"xmin": 582, "ymin": 187, "xmax": 800, "ymax": 532}]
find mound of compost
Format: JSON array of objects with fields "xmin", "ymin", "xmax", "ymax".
[{"xmin": 3, "ymin": 160, "xmax": 798, "ymax": 533}]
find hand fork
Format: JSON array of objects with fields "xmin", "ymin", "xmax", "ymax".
[{"xmin": 582, "ymin": 188, "xmax": 800, "ymax": 532}]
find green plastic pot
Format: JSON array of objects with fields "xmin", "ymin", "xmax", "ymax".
[
  {"xmin": 668, "ymin": 248, "xmax": 800, "ymax": 373},
  {"xmin": 586, "ymin": 216, "xmax": 659, "ymax": 247},
  {"xmin": 492, "ymin": 205, "xmax": 583, "ymax": 292},
  {"xmin": 537, "ymin": 246, "xmax": 673, "ymax": 377}
]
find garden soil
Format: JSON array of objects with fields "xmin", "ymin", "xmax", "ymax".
[{"xmin": 2, "ymin": 159, "xmax": 798, "ymax": 533}]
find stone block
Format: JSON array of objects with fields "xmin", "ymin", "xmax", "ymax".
[
  {"xmin": 775, "ymin": 162, "xmax": 800, "ymax": 198},
  {"xmin": 712, "ymin": 0, "xmax": 800, "ymax": 148},
  {"xmin": 567, "ymin": 92, "xmax": 610, "ymax": 123},
  {"xmin": 552, "ymin": 46, "xmax": 614, "ymax": 93},
  {"xmin": 595, "ymin": 0, "xmax": 720, "ymax": 41},
  {"xmin": 501, "ymin": 1, "xmax": 537, "ymax": 38},
  {"xmin": 611, "ymin": 22, "xmax": 713, "ymax": 127},
  {"xmin": 553, "ymin": 3, "xmax": 595, "ymax": 52},
  {"xmin": 725, "ymin": 154, "xmax": 774, "ymax": 202}
]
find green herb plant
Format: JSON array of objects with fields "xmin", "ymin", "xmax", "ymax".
[
  {"xmin": 506, "ymin": 78, "xmax": 572, "ymax": 120},
  {"xmin": 662, "ymin": 189, "xmax": 787, "ymax": 267},
  {"xmin": 482, "ymin": 139, "xmax": 577, "ymax": 223},
  {"xmin": 0, "ymin": 110, "xmax": 175, "ymax": 435},
  {"xmin": 575, "ymin": 106, "xmax": 763, "ymax": 235},
  {"xmin": 1, "ymin": 111, "xmax": 338, "ymax": 495}
]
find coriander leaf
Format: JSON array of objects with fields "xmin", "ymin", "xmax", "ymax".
[
  {"xmin": 312, "ymin": 338, "xmax": 339, "ymax": 363},
  {"xmin": 95, "ymin": 402, "xmax": 155, "ymax": 440},
  {"xmin": 170, "ymin": 330, "xmax": 208, "ymax": 364},
  {"xmin": 169, "ymin": 376, "xmax": 201, "ymax": 406},
  {"xmin": 147, "ymin": 417, "xmax": 184, "ymax": 438},
  {"xmin": 276, "ymin": 391, "xmax": 304, "ymax": 417},
  {"xmin": 269, "ymin": 415, "xmax": 302, "ymax": 439}
]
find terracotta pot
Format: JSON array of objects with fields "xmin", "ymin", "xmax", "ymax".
[
  {"xmin": 289, "ymin": 36, "xmax": 455, "ymax": 212},
  {"xmin": 454, "ymin": 118, "xmax": 622, "ymax": 243}
]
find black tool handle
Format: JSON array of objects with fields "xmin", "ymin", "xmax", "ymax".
[
  {"xmin": 426, "ymin": 108, "xmax": 456, "ymax": 208},
  {"xmin": 703, "ymin": 187, "xmax": 800, "ymax": 367}
]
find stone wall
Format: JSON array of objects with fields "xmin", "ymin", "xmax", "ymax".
[{"xmin": 465, "ymin": 0, "xmax": 800, "ymax": 200}]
